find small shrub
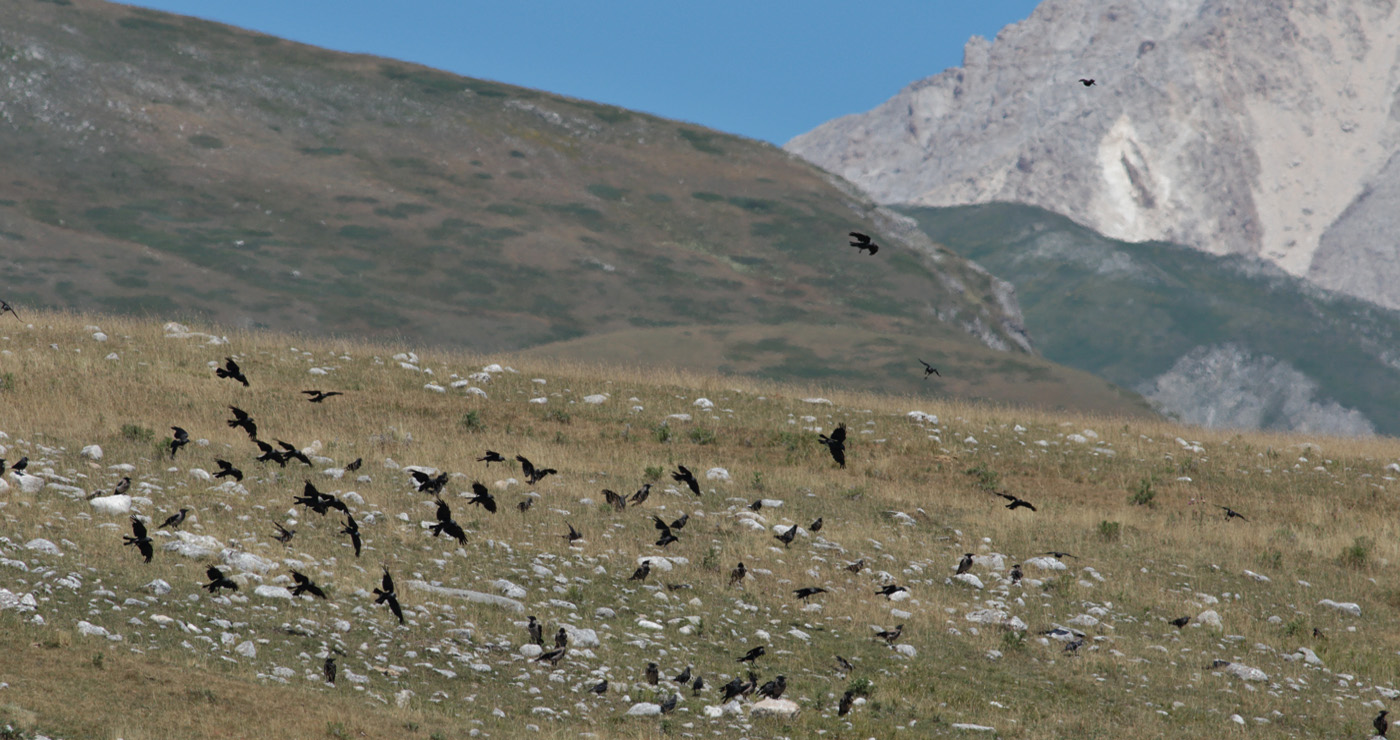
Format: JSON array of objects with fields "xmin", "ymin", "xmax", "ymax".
[
  {"xmin": 964, "ymin": 463, "xmax": 1000, "ymax": 491},
  {"xmin": 1097, "ymin": 520, "xmax": 1121, "ymax": 542},
  {"xmin": 1340, "ymin": 536, "xmax": 1373, "ymax": 569},
  {"xmin": 326, "ymin": 722, "xmax": 350, "ymax": 740},
  {"xmin": 688, "ymin": 427, "xmax": 716, "ymax": 445},
  {"xmin": 643, "ymin": 465, "xmax": 663, "ymax": 481},
  {"xmin": 1001, "ymin": 630, "xmax": 1027, "ymax": 652},
  {"xmin": 0, "ymin": 372, "xmax": 14, "ymax": 392},
  {"xmin": 543, "ymin": 408, "xmax": 571, "ymax": 425},
  {"xmin": 187, "ymin": 134, "xmax": 224, "ymax": 149},
  {"xmin": 121, "ymin": 423, "xmax": 153, "ymax": 442},
  {"xmin": 1258, "ymin": 549, "xmax": 1283, "ymax": 570},
  {"xmin": 846, "ymin": 677, "xmax": 873, "ymax": 697},
  {"xmin": 701, "ymin": 545, "xmax": 720, "ymax": 572},
  {"xmin": 750, "ymin": 471, "xmax": 765, "ymax": 491},
  {"xmin": 91, "ymin": 653, "xmax": 104, "ymax": 670},
  {"xmin": 653, "ymin": 424, "xmax": 672, "ymax": 444},
  {"xmin": 1127, "ymin": 476, "xmax": 1155, "ymax": 507},
  {"xmin": 458, "ymin": 410, "xmax": 484, "ymax": 432},
  {"xmin": 1282, "ymin": 616, "xmax": 1307, "ymax": 637}
]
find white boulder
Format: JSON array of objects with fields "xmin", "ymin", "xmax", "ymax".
[
  {"xmin": 89, "ymin": 494, "xmax": 132, "ymax": 516},
  {"xmin": 748, "ymin": 698, "xmax": 799, "ymax": 718}
]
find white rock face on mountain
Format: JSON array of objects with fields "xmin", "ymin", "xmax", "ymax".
[{"xmin": 787, "ymin": 0, "xmax": 1400, "ymax": 307}]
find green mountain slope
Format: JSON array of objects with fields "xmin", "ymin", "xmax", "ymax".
[{"xmin": 902, "ymin": 203, "xmax": 1400, "ymax": 435}]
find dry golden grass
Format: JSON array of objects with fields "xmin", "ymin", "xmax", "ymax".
[{"xmin": 1, "ymin": 311, "xmax": 1399, "ymax": 739}]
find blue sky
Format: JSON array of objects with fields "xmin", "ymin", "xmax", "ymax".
[{"xmin": 123, "ymin": 1, "xmax": 1043, "ymax": 144}]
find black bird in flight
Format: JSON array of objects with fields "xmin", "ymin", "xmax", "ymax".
[
  {"xmin": 630, "ymin": 483, "xmax": 652, "ymax": 505},
  {"xmin": 123, "ymin": 517, "xmax": 153, "ymax": 563},
  {"xmin": 291, "ymin": 570, "xmax": 328, "ymax": 599},
  {"xmin": 254, "ymin": 440, "xmax": 287, "ymax": 466},
  {"xmin": 373, "ymin": 567, "xmax": 404, "ymax": 624},
  {"xmin": 994, "ymin": 491, "xmax": 1037, "ymax": 512},
  {"xmin": 537, "ymin": 647, "xmax": 566, "ymax": 666},
  {"xmin": 516, "ymin": 455, "xmax": 557, "ymax": 485},
  {"xmin": 158, "ymin": 508, "xmax": 189, "ymax": 530},
  {"xmin": 589, "ymin": 678, "xmax": 608, "ymax": 695},
  {"xmin": 169, "ymin": 426, "xmax": 190, "ymax": 458},
  {"xmin": 729, "ymin": 561, "xmax": 747, "ymax": 586},
  {"xmin": 655, "ymin": 528, "xmax": 679, "ymax": 549},
  {"xmin": 203, "ymin": 566, "xmax": 238, "ymax": 593},
  {"xmin": 1218, "ymin": 505, "xmax": 1248, "ymax": 522},
  {"xmin": 430, "ymin": 498, "xmax": 467, "ymax": 545},
  {"xmin": 226, "ymin": 407, "xmax": 258, "ymax": 440},
  {"xmin": 1079, "ymin": 78, "xmax": 1096, "ymax": 86},
  {"xmin": 467, "ymin": 481, "xmax": 498, "ymax": 513},
  {"xmin": 277, "ymin": 440, "xmax": 312, "ymax": 466},
  {"xmin": 272, "ymin": 521, "xmax": 296, "ymax": 545},
  {"xmin": 301, "ymin": 390, "xmax": 342, "ymax": 403},
  {"xmin": 629, "ymin": 561, "xmax": 651, "ymax": 582},
  {"xmin": 848, "ymin": 231, "xmax": 880, "ymax": 255},
  {"xmin": 1376, "ymin": 710, "xmax": 1389, "ymax": 738},
  {"xmin": 1170, "ymin": 616, "xmax": 1191, "ymax": 629},
  {"xmin": 838, "ymin": 690, "xmax": 854, "ymax": 716},
  {"xmin": 1044, "ymin": 551, "xmax": 1077, "ymax": 560},
  {"xmin": 527, "ymin": 616, "xmax": 544, "ymax": 646},
  {"xmin": 775, "ymin": 524, "xmax": 799, "ymax": 548},
  {"xmin": 674, "ymin": 666, "xmax": 692, "ymax": 685},
  {"xmin": 794, "ymin": 586, "xmax": 827, "ymax": 601},
  {"xmin": 345, "ymin": 457, "xmax": 362, "ymax": 472},
  {"xmin": 324, "ymin": 657, "xmax": 336, "ymax": 686},
  {"xmin": 736, "ymin": 646, "xmax": 765, "ymax": 664},
  {"xmin": 602, "ymin": 488, "xmax": 626, "ymax": 511},
  {"xmin": 477, "ymin": 450, "xmax": 505, "ymax": 466},
  {"xmin": 919, "ymin": 359, "xmax": 941, "ymax": 378},
  {"xmin": 216, "ymin": 356, "xmax": 249, "ymax": 386},
  {"xmin": 645, "ymin": 662, "xmax": 660, "ymax": 686},
  {"xmin": 294, "ymin": 481, "xmax": 348, "ymax": 516},
  {"xmin": 818, "ymin": 424, "xmax": 847, "ymax": 468},
  {"xmin": 0, "ymin": 299, "xmax": 18, "ymax": 321},
  {"xmin": 671, "ymin": 465, "xmax": 701, "ymax": 496},
  {"xmin": 876, "ymin": 584, "xmax": 908, "ymax": 599},
  {"xmin": 757, "ymin": 675, "xmax": 786, "ymax": 700},
  {"xmin": 410, "ymin": 470, "xmax": 449, "ymax": 495},
  {"xmin": 565, "ymin": 522, "xmax": 582, "ymax": 545},
  {"xmin": 845, "ymin": 558, "xmax": 865, "ymax": 574},
  {"xmin": 956, "ymin": 553, "xmax": 974, "ymax": 575},
  {"xmin": 876, "ymin": 624, "xmax": 903, "ymax": 645},
  {"xmin": 214, "ymin": 459, "xmax": 244, "ymax": 482}
]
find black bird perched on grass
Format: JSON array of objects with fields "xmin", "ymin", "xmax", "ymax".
[
  {"xmin": 736, "ymin": 646, "xmax": 765, "ymax": 664},
  {"xmin": 775, "ymin": 524, "xmax": 799, "ymax": 548},
  {"xmin": 345, "ymin": 457, "xmax": 362, "ymax": 472},
  {"xmin": 809, "ymin": 517, "xmax": 823, "ymax": 533},
  {"xmin": 277, "ymin": 440, "xmax": 312, "ymax": 466},
  {"xmin": 565, "ymin": 522, "xmax": 582, "ymax": 545},
  {"xmin": 324, "ymin": 657, "xmax": 336, "ymax": 686},
  {"xmin": 477, "ymin": 450, "xmax": 505, "ymax": 466},
  {"xmin": 589, "ymin": 679, "xmax": 608, "ymax": 695},
  {"xmin": 847, "ymin": 231, "xmax": 880, "ymax": 255},
  {"xmin": 1079, "ymin": 78, "xmax": 1096, "ymax": 86},
  {"xmin": 169, "ymin": 426, "xmax": 189, "ymax": 457},
  {"xmin": 113, "ymin": 476, "xmax": 131, "ymax": 496},
  {"xmin": 1065, "ymin": 637, "xmax": 1085, "ymax": 654},
  {"xmin": 537, "ymin": 647, "xmax": 566, "ymax": 666},
  {"xmin": 10, "ymin": 456, "xmax": 26, "ymax": 473},
  {"xmin": 876, "ymin": 584, "xmax": 908, "ymax": 599},
  {"xmin": 956, "ymin": 553, "xmax": 974, "ymax": 575},
  {"xmin": 158, "ymin": 508, "xmax": 189, "ymax": 530},
  {"xmin": 516, "ymin": 455, "xmax": 557, "ymax": 485},
  {"xmin": 876, "ymin": 624, "xmax": 903, "ymax": 645},
  {"xmin": 291, "ymin": 569, "xmax": 327, "ymax": 599},
  {"xmin": 834, "ymin": 655, "xmax": 854, "ymax": 674},
  {"xmin": 554, "ymin": 627, "xmax": 568, "ymax": 648},
  {"xmin": 671, "ymin": 465, "xmax": 701, "ymax": 496},
  {"xmin": 1010, "ymin": 563, "xmax": 1023, "ymax": 585},
  {"xmin": 794, "ymin": 586, "xmax": 827, "ymax": 601},
  {"xmin": 748, "ymin": 499, "xmax": 763, "ymax": 512},
  {"xmin": 659, "ymin": 693, "xmax": 677, "ymax": 714},
  {"xmin": 1218, "ymin": 505, "xmax": 1248, "ymax": 522},
  {"xmin": 602, "ymin": 488, "xmax": 626, "ymax": 511},
  {"xmin": 216, "ymin": 356, "xmax": 249, "ymax": 386},
  {"xmin": 629, "ymin": 561, "xmax": 651, "ymax": 582},
  {"xmin": 528, "ymin": 616, "xmax": 544, "ymax": 646},
  {"xmin": 645, "ymin": 662, "xmax": 659, "ymax": 685},
  {"xmin": 818, "ymin": 424, "xmax": 847, "ymax": 468},
  {"xmin": 674, "ymin": 666, "xmax": 692, "ymax": 685},
  {"xmin": 373, "ymin": 568, "xmax": 404, "ymax": 624},
  {"xmin": 994, "ymin": 491, "xmax": 1037, "ymax": 512},
  {"xmin": 1376, "ymin": 710, "xmax": 1389, "ymax": 737},
  {"xmin": 226, "ymin": 407, "xmax": 258, "ymax": 440},
  {"xmin": 0, "ymin": 299, "xmax": 18, "ymax": 321},
  {"xmin": 918, "ymin": 359, "xmax": 940, "ymax": 378},
  {"xmin": 411, "ymin": 470, "xmax": 448, "ymax": 495},
  {"xmin": 1170, "ymin": 616, "xmax": 1191, "ymax": 629},
  {"xmin": 301, "ymin": 390, "xmax": 343, "ymax": 403},
  {"xmin": 757, "ymin": 675, "xmax": 786, "ymax": 700},
  {"xmin": 838, "ymin": 690, "xmax": 854, "ymax": 716},
  {"xmin": 214, "ymin": 459, "xmax": 243, "ymax": 482},
  {"xmin": 430, "ymin": 498, "xmax": 467, "ymax": 545},
  {"xmin": 123, "ymin": 517, "xmax": 153, "ymax": 563},
  {"xmin": 254, "ymin": 440, "xmax": 287, "ymax": 466},
  {"xmin": 466, "ymin": 481, "xmax": 498, "ymax": 513},
  {"xmin": 203, "ymin": 565, "xmax": 238, "ymax": 593},
  {"xmin": 630, "ymin": 483, "xmax": 652, "ymax": 505},
  {"xmin": 729, "ymin": 561, "xmax": 747, "ymax": 586},
  {"xmin": 845, "ymin": 558, "xmax": 865, "ymax": 574},
  {"xmin": 720, "ymin": 676, "xmax": 750, "ymax": 702},
  {"xmin": 272, "ymin": 522, "xmax": 296, "ymax": 545},
  {"xmin": 691, "ymin": 675, "xmax": 705, "ymax": 695},
  {"xmin": 518, "ymin": 497, "xmax": 534, "ymax": 513}
]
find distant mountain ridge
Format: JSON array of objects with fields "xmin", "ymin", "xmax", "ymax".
[{"xmin": 787, "ymin": 0, "xmax": 1400, "ymax": 311}]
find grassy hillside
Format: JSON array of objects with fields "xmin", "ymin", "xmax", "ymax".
[
  {"xmin": 0, "ymin": 0, "xmax": 1073, "ymax": 409},
  {"xmin": 1, "ymin": 312, "xmax": 1398, "ymax": 739},
  {"xmin": 902, "ymin": 202, "xmax": 1400, "ymax": 434}
]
